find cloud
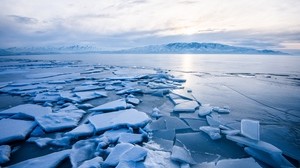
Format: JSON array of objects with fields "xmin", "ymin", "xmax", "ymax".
[{"xmin": 7, "ymin": 15, "xmax": 38, "ymax": 24}]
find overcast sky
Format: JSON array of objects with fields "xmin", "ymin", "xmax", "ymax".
[{"xmin": 0, "ymin": 0, "xmax": 299, "ymax": 53}]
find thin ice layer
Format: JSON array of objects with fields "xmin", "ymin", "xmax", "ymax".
[{"xmin": 0, "ymin": 104, "xmax": 52, "ymax": 119}]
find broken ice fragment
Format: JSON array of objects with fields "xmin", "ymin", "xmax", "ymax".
[
  {"xmin": 206, "ymin": 115, "xmax": 222, "ymax": 127},
  {"xmin": 78, "ymin": 156, "xmax": 103, "ymax": 168},
  {"xmin": 241, "ymin": 119, "xmax": 260, "ymax": 141},
  {"xmin": 120, "ymin": 145, "xmax": 147, "ymax": 162},
  {"xmin": 36, "ymin": 112, "xmax": 84, "ymax": 132},
  {"xmin": 173, "ymin": 101, "xmax": 199, "ymax": 113},
  {"xmin": 118, "ymin": 133, "xmax": 144, "ymax": 144},
  {"xmin": 200, "ymin": 126, "xmax": 222, "ymax": 140},
  {"xmin": 65, "ymin": 123, "xmax": 95, "ymax": 138},
  {"xmin": 198, "ymin": 105, "xmax": 213, "ymax": 117},
  {"xmin": 0, "ymin": 104, "xmax": 52, "ymax": 119},
  {"xmin": 126, "ymin": 97, "xmax": 140, "ymax": 105},
  {"xmin": 0, "ymin": 145, "xmax": 11, "ymax": 164},
  {"xmin": 103, "ymin": 128, "xmax": 132, "ymax": 143},
  {"xmin": 70, "ymin": 140, "xmax": 99, "ymax": 168},
  {"xmin": 171, "ymin": 145, "xmax": 196, "ymax": 164},
  {"xmin": 89, "ymin": 99, "xmax": 128, "ymax": 112},
  {"xmin": 33, "ymin": 92, "xmax": 61, "ymax": 103},
  {"xmin": 9, "ymin": 149, "xmax": 71, "ymax": 168},
  {"xmin": 73, "ymin": 85, "xmax": 103, "ymax": 92},
  {"xmin": 89, "ymin": 109, "xmax": 150, "ymax": 132},
  {"xmin": 103, "ymin": 143, "xmax": 134, "ymax": 167},
  {"xmin": 75, "ymin": 91, "xmax": 107, "ymax": 101},
  {"xmin": 0, "ymin": 119, "xmax": 37, "ymax": 144}
]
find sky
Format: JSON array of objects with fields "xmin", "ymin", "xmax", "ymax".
[{"xmin": 0, "ymin": 0, "xmax": 300, "ymax": 53}]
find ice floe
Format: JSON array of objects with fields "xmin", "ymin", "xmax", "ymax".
[
  {"xmin": 0, "ymin": 119, "xmax": 37, "ymax": 144},
  {"xmin": 171, "ymin": 145, "xmax": 196, "ymax": 164},
  {"xmin": 9, "ymin": 149, "xmax": 70, "ymax": 168},
  {"xmin": 75, "ymin": 91, "xmax": 107, "ymax": 102},
  {"xmin": 199, "ymin": 126, "xmax": 222, "ymax": 140},
  {"xmin": 173, "ymin": 101, "xmax": 199, "ymax": 113},
  {"xmin": 0, "ymin": 104, "xmax": 52, "ymax": 119},
  {"xmin": 103, "ymin": 143, "xmax": 134, "ymax": 167},
  {"xmin": 118, "ymin": 133, "xmax": 145, "ymax": 144},
  {"xmin": 78, "ymin": 156, "xmax": 103, "ymax": 168},
  {"xmin": 198, "ymin": 105, "xmax": 213, "ymax": 116},
  {"xmin": 89, "ymin": 109, "xmax": 150, "ymax": 132},
  {"xmin": 73, "ymin": 85, "xmax": 104, "ymax": 92},
  {"xmin": 65, "ymin": 123, "xmax": 95, "ymax": 138},
  {"xmin": 89, "ymin": 99, "xmax": 128, "ymax": 112}
]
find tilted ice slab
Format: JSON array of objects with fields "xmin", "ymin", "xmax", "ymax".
[
  {"xmin": 173, "ymin": 101, "xmax": 199, "ymax": 113},
  {"xmin": 103, "ymin": 128, "xmax": 132, "ymax": 143},
  {"xmin": 9, "ymin": 149, "xmax": 71, "ymax": 168},
  {"xmin": 36, "ymin": 111, "xmax": 85, "ymax": 132},
  {"xmin": 89, "ymin": 109, "xmax": 150, "ymax": 132},
  {"xmin": 196, "ymin": 157, "xmax": 262, "ymax": 168},
  {"xmin": 241, "ymin": 119, "xmax": 260, "ymax": 141},
  {"xmin": 0, "ymin": 119, "xmax": 37, "ymax": 144},
  {"xmin": 143, "ymin": 147, "xmax": 180, "ymax": 168},
  {"xmin": 89, "ymin": 99, "xmax": 128, "ymax": 112},
  {"xmin": 0, "ymin": 104, "xmax": 52, "ymax": 119},
  {"xmin": 75, "ymin": 91, "xmax": 107, "ymax": 102},
  {"xmin": 70, "ymin": 139, "xmax": 99, "ymax": 168},
  {"xmin": 78, "ymin": 156, "xmax": 103, "ymax": 168},
  {"xmin": 118, "ymin": 133, "xmax": 144, "ymax": 144},
  {"xmin": 104, "ymin": 143, "xmax": 134, "ymax": 167},
  {"xmin": 65, "ymin": 123, "xmax": 95, "ymax": 138},
  {"xmin": 0, "ymin": 145, "xmax": 11, "ymax": 164},
  {"xmin": 171, "ymin": 145, "xmax": 196, "ymax": 164}
]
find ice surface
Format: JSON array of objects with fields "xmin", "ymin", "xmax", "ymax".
[
  {"xmin": 73, "ymin": 85, "xmax": 103, "ymax": 92},
  {"xmin": 36, "ymin": 111, "xmax": 84, "ymax": 132},
  {"xmin": 75, "ymin": 91, "xmax": 107, "ymax": 101},
  {"xmin": 241, "ymin": 119, "xmax": 260, "ymax": 140},
  {"xmin": 89, "ymin": 99, "xmax": 128, "ymax": 112},
  {"xmin": 226, "ymin": 135, "xmax": 282, "ymax": 154},
  {"xmin": 171, "ymin": 90, "xmax": 194, "ymax": 101},
  {"xmin": 206, "ymin": 115, "xmax": 222, "ymax": 127},
  {"xmin": 78, "ymin": 156, "xmax": 103, "ymax": 168},
  {"xmin": 116, "ymin": 161, "xmax": 145, "ymax": 168},
  {"xmin": 0, "ymin": 104, "xmax": 52, "ymax": 119},
  {"xmin": 198, "ymin": 105, "xmax": 212, "ymax": 117},
  {"xmin": 70, "ymin": 139, "xmax": 99, "ymax": 168},
  {"xmin": 59, "ymin": 91, "xmax": 80, "ymax": 102},
  {"xmin": 213, "ymin": 107, "xmax": 230, "ymax": 114},
  {"xmin": 118, "ymin": 133, "xmax": 144, "ymax": 144},
  {"xmin": 65, "ymin": 123, "xmax": 95, "ymax": 138},
  {"xmin": 28, "ymin": 136, "xmax": 71, "ymax": 147},
  {"xmin": 244, "ymin": 147, "xmax": 295, "ymax": 168},
  {"xmin": 160, "ymin": 116, "xmax": 190, "ymax": 130},
  {"xmin": 171, "ymin": 145, "xmax": 196, "ymax": 164},
  {"xmin": 183, "ymin": 118, "xmax": 208, "ymax": 131},
  {"xmin": 9, "ymin": 149, "xmax": 70, "ymax": 168},
  {"xmin": 0, "ymin": 145, "xmax": 11, "ymax": 164},
  {"xmin": 88, "ymin": 109, "xmax": 150, "ymax": 132},
  {"xmin": 33, "ymin": 92, "xmax": 61, "ymax": 102},
  {"xmin": 0, "ymin": 119, "xmax": 37, "ymax": 144},
  {"xmin": 195, "ymin": 157, "xmax": 262, "ymax": 168},
  {"xmin": 173, "ymin": 101, "xmax": 199, "ymax": 113},
  {"xmin": 200, "ymin": 126, "xmax": 222, "ymax": 140},
  {"xmin": 126, "ymin": 97, "xmax": 141, "ymax": 105},
  {"xmin": 104, "ymin": 143, "xmax": 134, "ymax": 167}
]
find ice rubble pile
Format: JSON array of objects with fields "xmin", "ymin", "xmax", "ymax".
[{"xmin": 0, "ymin": 59, "xmax": 297, "ymax": 168}]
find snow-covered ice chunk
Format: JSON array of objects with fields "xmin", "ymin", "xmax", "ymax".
[
  {"xmin": 0, "ymin": 104, "xmax": 52, "ymax": 119},
  {"xmin": 226, "ymin": 135, "xmax": 282, "ymax": 154},
  {"xmin": 70, "ymin": 140, "xmax": 99, "ymax": 168},
  {"xmin": 171, "ymin": 145, "xmax": 196, "ymax": 164},
  {"xmin": 116, "ymin": 161, "xmax": 144, "ymax": 168},
  {"xmin": 241, "ymin": 119, "xmax": 260, "ymax": 141},
  {"xmin": 118, "ymin": 133, "xmax": 144, "ymax": 144},
  {"xmin": 89, "ymin": 99, "xmax": 128, "ymax": 112},
  {"xmin": 73, "ymin": 85, "xmax": 103, "ymax": 92},
  {"xmin": 59, "ymin": 91, "xmax": 80, "ymax": 102},
  {"xmin": 198, "ymin": 105, "xmax": 213, "ymax": 117},
  {"xmin": 173, "ymin": 101, "xmax": 199, "ymax": 113},
  {"xmin": 216, "ymin": 157, "xmax": 261, "ymax": 168},
  {"xmin": 244, "ymin": 147, "xmax": 295, "ymax": 168},
  {"xmin": 151, "ymin": 138, "xmax": 174, "ymax": 152},
  {"xmin": 36, "ymin": 112, "xmax": 84, "ymax": 132},
  {"xmin": 103, "ymin": 128, "xmax": 132, "ymax": 143},
  {"xmin": 89, "ymin": 109, "xmax": 150, "ymax": 132},
  {"xmin": 75, "ymin": 91, "xmax": 107, "ymax": 101},
  {"xmin": 171, "ymin": 90, "xmax": 194, "ymax": 101},
  {"xmin": 213, "ymin": 107, "xmax": 231, "ymax": 114},
  {"xmin": 0, "ymin": 119, "xmax": 37, "ymax": 144},
  {"xmin": 0, "ymin": 145, "xmax": 11, "ymax": 164},
  {"xmin": 200, "ymin": 126, "xmax": 222, "ymax": 140},
  {"xmin": 9, "ymin": 149, "xmax": 70, "ymax": 168},
  {"xmin": 65, "ymin": 123, "xmax": 95, "ymax": 138},
  {"xmin": 78, "ymin": 156, "xmax": 103, "ymax": 168},
  {"xmin": 120, "ymin": 145, "xmax": 147, "ymax": 162},
  {"xmin": 144, "ymin": 148, "xmax": 180, "ymax": 168},
  {"xmin": 104, "ymin": 143, "xmax": 134, "ymax": 167}
]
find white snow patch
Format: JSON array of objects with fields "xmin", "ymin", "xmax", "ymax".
[{"xmin": 0, "ymin": 145, "xmax": 11, "ymax": 164}]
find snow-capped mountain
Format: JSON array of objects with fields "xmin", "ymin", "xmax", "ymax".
[
  {"xmin": 118, "ymin": 42, "xmax": 287, "ymax": 55},
  {"xmin": 0, "ymin": 42, "xmax": 287, "ymax": 56}
]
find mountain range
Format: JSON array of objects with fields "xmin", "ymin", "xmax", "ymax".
[{"xmin": 0, "ymin": 42, "xmax": 288, "ymax": 56}]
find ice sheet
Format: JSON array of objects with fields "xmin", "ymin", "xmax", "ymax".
[{"xmin": 0, "ymin": 104, "xmax": 52, "ymax": 119}]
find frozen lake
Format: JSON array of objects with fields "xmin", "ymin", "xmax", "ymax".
[{"xmin": 0, "ymin": 54, "xmax": 299, "ymax": 167}]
